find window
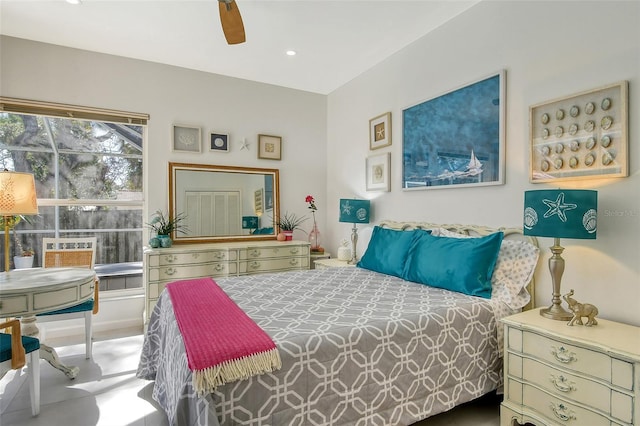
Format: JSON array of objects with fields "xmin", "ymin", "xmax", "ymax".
[{"xmin": 0, "ymin": 98, "xmax": 147, "ymax": 283}]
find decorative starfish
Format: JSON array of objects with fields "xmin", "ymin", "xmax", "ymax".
[
  {"xmin": 341, "ymin": 200, "xmax": 353, "ymax": 215},
  {"xmin": 543, "ymin": 192, "xmax": 577, "ymax": 222},
  {"xmin": 239, "ymin": 138, "xmax": 249, "ymax": 151}
]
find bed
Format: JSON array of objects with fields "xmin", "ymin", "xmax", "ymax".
[{"xmin": 137, "ymin": 221, "xmax": 540, "ymax": 426}]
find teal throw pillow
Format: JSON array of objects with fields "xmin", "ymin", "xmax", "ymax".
[
  {"xmin": 403, "ymin": 231, "xmax": 504, "ymax": 298},
  {"xmin": 357, "ymin": 226, "xmax": 427, "ymax": 278}
]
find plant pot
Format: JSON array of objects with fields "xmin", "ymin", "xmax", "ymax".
[
  {"xmin": 282, "ymin": 230, "xmax": 293, "ymax": 241},
  {"xmin": 157, "ymin": 235, "xmax": 172, "ymax": 248},
  {"xmin": 14, "ymin": 255, "xmax": 34, "ymax": 269},
  {"xmin": 148, "ymin": 236, "xmax": 160, "ymax": 248}
]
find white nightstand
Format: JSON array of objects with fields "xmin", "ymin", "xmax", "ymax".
[
  {"xmin": 314, "ymin": 258, "xmax": 355, "ymax": 269},
  {"xmin": 501, "ymin": 308, "xmax": 640, "ymax": 426},
  {"xmin": 309, "ymin": 252, "xmax": 331, "ymax": 269}
]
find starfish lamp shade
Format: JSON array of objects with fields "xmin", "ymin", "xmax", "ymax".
[
  {"xmin": 0, "ymin": 171, "xmax": 39, "ymax": 272},
  {"xmin": 339, "ymin": 199, "xmax": 370, "ymax": 264},
  {"xmin": 523, "ymin": 189, "xmax": 597, "ymax": 320}
]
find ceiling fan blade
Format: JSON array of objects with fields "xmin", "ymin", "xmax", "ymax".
[{"xmin": 218, "ymin": 0, "xmax": 246, "ymax": 45}]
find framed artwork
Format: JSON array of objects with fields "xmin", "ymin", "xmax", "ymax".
[
  {"xmin": 530, "ymin": 81, "xmax": 628, "ymax": 183},
  {"xmin": 209, "ymin": 133, "xmax": 229, "ymax": 152},
  {"xmin": 402, "ymin": 71, "xmax": 505, "ymax": 190},
  {"xmin": 366, "ymin": 152, "xmax": 390, "ymax": 192},
  {"xmin": 254, "ymin": 189, "xmax": 263, "ymax": 215},
  {"xmin": 369, "ymin": 112, "xmax": 391, "ymax": 150},
  {"xmin": 172, "ymin": 124, "xmax": 201, "ymax": 153},
  {"xmin": 258, "ymin": 134, "xmax": 282, "ymax": 160}
]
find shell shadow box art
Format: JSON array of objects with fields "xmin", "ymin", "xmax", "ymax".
[{"xmin": 530, "ymin": 81, "xmax": 628, "ymax": 183}]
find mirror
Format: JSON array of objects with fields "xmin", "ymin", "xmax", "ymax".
[{"xmin": 169, "ymin": 162, "xmax": 280, "ymax": 243}]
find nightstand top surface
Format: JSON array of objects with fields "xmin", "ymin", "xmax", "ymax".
[{"xmin": 503, "ymin": 308, "xmax": 640, "ymax": 360}]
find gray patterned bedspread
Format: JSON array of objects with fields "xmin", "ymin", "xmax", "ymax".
[{"xmin": 137, "ymin": 267, "xmax": 505, "ymax": 426}]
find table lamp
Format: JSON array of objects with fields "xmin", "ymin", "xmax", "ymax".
[
  {"xmin": 339, "ymin": 199, "xmax": 370, "ymax": 264},
  {"xmin": 523, "ymin": 189, "xmax": 597, "ymax": 320},
  {"xmin": 242, "ymin": 216, "xmax": 259, "ymax": 234},
  {"xmin": 0, "ymin": 171, "xmax": 39, "ymax": 272}
]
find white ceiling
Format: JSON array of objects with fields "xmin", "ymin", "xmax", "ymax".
[{"xmin": 0, "ymin": 0, "xmax": 478, "ymax": 95}]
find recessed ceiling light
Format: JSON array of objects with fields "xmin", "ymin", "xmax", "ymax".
[{"xmin": 285, "ymin": 50, "xmax": 297, "ymax": 56}]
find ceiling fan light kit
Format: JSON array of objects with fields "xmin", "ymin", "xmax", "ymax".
[{"xmin": 218, "ymin": 0, "xmax": 246, "ymax": 45}]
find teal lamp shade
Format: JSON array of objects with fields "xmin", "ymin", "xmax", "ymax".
[
  {"xmin": 523, "ymin": 189, "xmax": 597, "ymax": 239},
  {"xmin": 339, "ymin": 199, "xmax": 370, "ymax": 224},
  {"xmin": 242, "ymin": 216, "xmax": 259, "ymax": 229}
]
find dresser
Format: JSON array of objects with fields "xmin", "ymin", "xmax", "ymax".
[
  {"xmin": 143, "ymin": 240, "xmax": 310, "ymax": 321},
  {"xmin": 501, "ymin": 308, "xmax": 640, "ymax": 426}
]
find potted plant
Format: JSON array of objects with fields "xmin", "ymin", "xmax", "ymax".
[
  {"xmin": 276, "ymin": 212, "xmax": 307, "ymax": 241},
  {"xmin": 146, "ymin": 210, "xmax": 187, "ymax": 248}
]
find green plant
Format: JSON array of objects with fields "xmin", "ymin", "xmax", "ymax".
[
  {"xmin": 147, "ymin": 210, "xmax": 187, "ymax": 236},
  {"xmin": 276, "ymin": 211, "xmax": 307, "ymax": 232}
]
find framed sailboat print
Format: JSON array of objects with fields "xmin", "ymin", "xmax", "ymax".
[{"xmin": 402, "ymin": 71, "xmax": 506, "ymax": 190}]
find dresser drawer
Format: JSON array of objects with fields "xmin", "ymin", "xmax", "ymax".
[
  {"xmin": 246, "ymin": 256, "xmax": 309, "ymax": 273},
  {"xmin": 523, "ymin": 384, "xmax": 610, "ymax": 426},
  {"xmin": 148, "ymin": 262, "xmax": 237, "ymax": 282},
  {"xmin": 522, "ymin": 331, "xmax": 612, "ymax": 383},
  {"xmin": 246, "ymin": 244, "xmax": 309, "ymax": 260},
  {"xmin": 148, "ymin": 250, "xmax": 235, "ymax": 266},
  {"xmin": 522, "ymin": 357, "xmax": 611, "ymax": 414}
]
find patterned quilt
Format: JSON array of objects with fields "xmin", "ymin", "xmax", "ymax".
[{"xmin": 137, "ymin": 267, "xmax": 509, "ymax": 426}]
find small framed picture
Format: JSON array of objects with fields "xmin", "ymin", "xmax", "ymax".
[
  {"xmin": 366, "ymin": 152, "xmax": 390, "ymax": 192},
  {"xmin": 172, "ymin": 124, "xmax": 201, "ymax": 153},
  {"xmin": 209, "ymin": 133, "xmax": 229, "ymax": 152},
  {"xmin": 369, "ymin": 112, "xmax": 391, "ymax": 150},
  {"xmin": 258, "ymin": 134, "xmax": 282, "ymax": 160}
]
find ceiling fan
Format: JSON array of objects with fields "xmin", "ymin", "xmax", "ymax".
[{"xmin": 218, "ymin": 0, "xmax": 246, "ymax": 45}]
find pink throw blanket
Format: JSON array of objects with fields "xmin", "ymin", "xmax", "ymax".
[{"xmin": 167, "ymin": 277, "xmax": 281, "ymax": 395}]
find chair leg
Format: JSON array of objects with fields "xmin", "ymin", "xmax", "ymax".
[
  {"xmin": 28, "ymin": 350, "xmax": 40, "ymax": 416},
  {"xmin": 85, "ymin": 311, "xmax": 92, "ymax": 360}
]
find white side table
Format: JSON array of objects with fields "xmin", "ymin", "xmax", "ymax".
[
  {"xmin": 314, "ymin": 258, "xmax": 355, "ymax": 269},
  {"xmin": 309, "ymin": 252, "xmax": 331, "ymax": 269}
]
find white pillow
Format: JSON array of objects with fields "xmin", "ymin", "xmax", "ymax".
[{"xmin": 432, "ymin": 228, "xmax": 539, "ymax": 309}]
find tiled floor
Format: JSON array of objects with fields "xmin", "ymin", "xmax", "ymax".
[{"xmin": 1, "ymin": 329, "xmax": 502, "ymax": 426}]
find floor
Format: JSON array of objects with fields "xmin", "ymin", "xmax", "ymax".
[{"xmin": 1, "ymin": 329, "xmax": 503, "ymax": 426}]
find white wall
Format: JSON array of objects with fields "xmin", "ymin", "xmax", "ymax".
[
  {"xmin": 0, "ymin": 36, "xmax": 327, "ymax": 239},
  {"xmin": 0, "ymin": 36, "xmax": 327, "ymax": 336},
  {"xmin": 326, "ymin": 1, "xmax": 640, "ymax": 326}
]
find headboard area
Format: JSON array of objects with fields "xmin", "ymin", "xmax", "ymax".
[{"xmin": 378, "ymin": 220, "xmax": 539, "ymax": 311}]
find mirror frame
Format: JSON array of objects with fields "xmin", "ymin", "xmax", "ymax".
[{"xmin": 169, "ymin": 162, "xmax": 280, "ymax": 244}]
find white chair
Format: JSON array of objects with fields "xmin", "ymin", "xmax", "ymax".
[
  {"xmin": 1, "ymin": 319, "xmax": 40, "ymax": 416},
  {"xmin": 36, "ymin": 237, "xmax": 99, "ymax": 359}
]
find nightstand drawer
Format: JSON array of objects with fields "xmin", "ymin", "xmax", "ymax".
[
  {"xmin": 523, "ymin": 357, "xmax": 611, "ymax": 413},
  {"xmin": 524, "ymin": 384, "xmax": 610, "ymax": 426},
  {"xmin": 522, "ymin": 331, "xmax": 611, "ymax": 382}
]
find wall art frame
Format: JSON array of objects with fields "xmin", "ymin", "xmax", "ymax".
[
  {"xmin": 257, "ymin": 134, "xmax": 282, "ymax": 160},
  {"xmin": 369, "ymin": 112, "xmax": 392, "ymax": 150},
  {"xmin": 402, "ymin": 71, "xmax": 505, "ymax": 190},
  {"xmin": 172, "ymin": 124, "xmax": 202, "ymax": 153},
  {"xmin": 366, "ymin": 152, "xmax": 390, "ymax": 192},
  {"xmin": 209, "ymin": 132, "xmax": 229, "ymax": 152},
  {"xmin": 529, "ymin": 81, "xmax": 628, "ymax": 183}
]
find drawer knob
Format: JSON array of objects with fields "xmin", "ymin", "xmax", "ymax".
[
  {"xmin": 214, "ymin": 252, "xmax": 225, "ymax": 260},
  {"xmin": 249, "ymin": 261, "xmax": 260, "ymax": 269},
  {"xmin": 163, "ymin": 255, "xmax": 178, "ymax": 263},
  {"xmin": 165, "ymin": 267, "xmax": 177, "ymax": 276},
  {"xmin": 250, "ymin": 250, "xmax": 261, "ymax": 257},
  {"xmin": 550, "ymin": 402, "xmax": 576, "ymax": 422},
  {"xmin": 290, "ymin": 248, "xmax": 299, "ymax": 254},
  {"xmin": 214, "ymin": 264, "xmax": 224, "ymax": 272},
  {"xmin": 550, "ymin": 374, "xmax": 576, "ymax": 393},
  {"xmin": 551, "ymin": 346, "xmax": 577, "ymax": 364},
  {"xmin": 289, "ymin": 259, "xmax": 299, "ymax": 266}
]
